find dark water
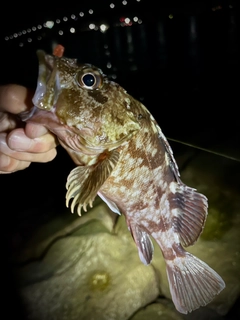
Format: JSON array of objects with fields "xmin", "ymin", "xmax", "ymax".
[
  {"xmin": 0, "ymin": 1, "xmax": 239, "ymax": 319},
  {"xmin": 1, "ymin": 1, "xmax": 239, "ymax": 154}
]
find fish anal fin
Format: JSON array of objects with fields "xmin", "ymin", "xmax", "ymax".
[
  {"xmin": 66, "ymin": 149, "xmax": 119, "ymax": 215},
  {"xmin": 170, "ymin": 182, "xmax": 208, "ymax": 247},
  {"xmin": 128, "ymin": 222, "xmax": 154, "ymax": 265},
  {"xmin": 166, "ymin": 252, "xmax": 225, "ymax": 314}
]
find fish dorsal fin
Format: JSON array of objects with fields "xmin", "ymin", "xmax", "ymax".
[
  {"xmin": 152, "ymin": 117, "xmax": 208, "ymax": 246},
  {"xmin": 151, "ymin": 119, "xmax": 181, "ymax": 181},
  {"xmin": 128, "ymin": 223, "xmax": 154, "ymax": 265},
  {"xmin": 66, "ymin": 149, "xmax": 120, "ymax": 215},
  {"xmin": 170, "ymin": 182, "xmax": 208, "ymax": 247}
]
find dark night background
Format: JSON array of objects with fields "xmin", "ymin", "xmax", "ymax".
[
  {"xmin": 0, "ymin": 0, "xmax": 239, "ymax": 318},
  {"xmin": 0, "ymin": 0, "xmax": 239, "ymax": 153}
]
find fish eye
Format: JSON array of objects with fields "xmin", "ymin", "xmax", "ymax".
[
  {"xmin": 76, "ymin": 68, "xmax": 103, "ymax": 90},
  {"xmin": 82, "ymin": 74, "xmax": 95, "ymax": 87}
]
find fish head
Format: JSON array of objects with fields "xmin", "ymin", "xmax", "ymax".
[{"xmin": 27, "ymin": 50, "xmax": 140, "ymax": 160}]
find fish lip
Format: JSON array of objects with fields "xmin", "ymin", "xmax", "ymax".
[
  {"xmin": 18, "ymin": 105, "xmax": 38, "ymax": 121},
  {"xmin": 37, "ymin": 50, "xmax": 55, "ymax": 70},
  {"xmin": 20, "ymin": 51, "xmax": 57, "ymax": 121},
  {"xmin": 32, "ymin": 50, "xmax": 58, "ymax": 110}
]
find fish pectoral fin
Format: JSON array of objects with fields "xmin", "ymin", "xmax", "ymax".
[
  {"xmin": 129, "ymin": 222, "xmax": 154, "ymax": 265},
  {"xmin": 65, "ymin": 149, "xmax": 119, "ymax": 215},
  {"xmin": 166, "ymin": 252, "xmax": 225, "ymax": 314},
  {"xmin": 171, "ymin": 182, "xmax": 208, "ymax": 247}
]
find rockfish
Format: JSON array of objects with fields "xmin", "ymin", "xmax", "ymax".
[{"xmin": 22, "ymin": 48, "xmax": 225, "ymax": 314}]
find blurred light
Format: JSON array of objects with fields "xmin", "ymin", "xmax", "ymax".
[
  {"xmin": 100, "ymin": 24, "xmax": 109, "ymax": 33},
  {"xmin": 59, "ymin": 30, "xmax": 63, "ymax": 35},
  {"xmin": 110, "ymin": 3, "xmax": 115, "ymax": 8},
  {"xmin": 10, "ymin": 35, "xmax": 13, "ymax": 39},
  {"xmin": 18, "ymin": 32, "xmax": 22, "ymax": 36},
  {"xmin": 63, "ymin": 16, "xmax": 68, "ymax": 21},
  {"xmin": 130, "ymin": 65, "xmax": 137, "ymax": 71},
  {"xmin": 168, "ymin": 14, "xmax": 173, "ymax": 19},
  {"xmin": 136, "ymin": 0, "xmax": 141, "ymax": 2},
  {"xmin": 37, "ymin": 36, "xmax": 42, "ymax": 40},
  {"xmin": 27, "ymin": 28, "xmax": 31, "ymax": 33},
  {"xmin": 190, "ymin": 16, "xmax": 197, "ymax": 40},
  {"xmin": 37, "ymin": 25, "xmax": 42, "ymax": 29},
  {"xmin": 45, "ymin": 21, "xmax": 54, "ymax": 28},
  {"xmin": 212, "ymin": 5, "xmax": 222, "ymax": 11},
  {"xmin": 89, "ymin": 23, "xmax": 95, "ymax": 30},
  {"xmin": 32, "ymin": 26, "xmax": 36, "ymax": 31},
  {"xmin": 125, "ymin": 18, "xmax": 130, "ymax": 24},
  {"xmin": 71, "ymin": 14, "xmax": 76, "ymax": 19},
  {"xmin": 27, "ymin": 38, "xmax": 32, "ymax": 42},
  {"xmin": 22, "ymin": 30, "xmax": 26, "ymax": 34},
  {"xmin": 19, "ymin": 42, "xmax": 23, "ymax": 47},
  {"xmin": 56, "ymin": 19, "xmax": 61, "ymax": 24},
  {"xmin": 5, "ymin": 36, "xmax": 9, "ymax": 41},
  {"xmin": 70, "ymin": 27, "xmax": 75, "ymax": 33},
  {"xmin": 122, "ymin": 0, "xmax": 127, "ymax": 5},
  {"xmin": 14, "ymin": 33, "xmax": 18, "ymax": 38},
  {"xmin": 157, "ymin": 21, "xmax": 165, "ymax": 45},
  {"xmin": 138, "ymin": 19, "xmax": 142, "ymax": 24},
  {"xmin": 79, "ymin": 12, "xmax": 84, "ymax": 17},
  {"xmin": 52, "ymin": 41, "xmax": 58, "ymax": 51},
  {"xmin": 89, "ymin": 9, "xmax": 93, "ymax": 14},
  {"xmin": 106, "ymin": 62, "xmax": 112, "ymax": 69},
  {"xmin": 133, "ymin": 16, "xmax": 138, "ymax": 22}
]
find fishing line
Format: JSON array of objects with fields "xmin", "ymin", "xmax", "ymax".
[{"xmin": 167, "ymin": 138, "xmax": 240, "ymax": 163}]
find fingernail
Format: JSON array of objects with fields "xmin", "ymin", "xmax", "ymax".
[
  {"xmin": 8, "ymin": 132, "xmax": 33, "ymax": 151},
  {"xmin": 0, "ymin": 154, "xmax": 10, "ymax": 168}
]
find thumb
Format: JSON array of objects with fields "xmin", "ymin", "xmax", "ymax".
[{"xmin": 0, "ymin": 85, "xmax": 33, "ymax": 114}]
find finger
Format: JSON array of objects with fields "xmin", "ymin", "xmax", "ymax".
[
  {"xmin": 7, "ymin": 128, "xmax": 58, "ymax": 153},
  {"xmin": 0, "ymin": 85, "xmax": 33, "ymax": 114},
  {"xmin": 0, "ymin": 132, "xmax": 57, "ymax": 163},
  {"xmin": 0, "ymin": 110, "xmax": 19, "ymax": 132},
  {"xmin": 25, "ymin": 122, "xmax": 49, "ymax": 139},
  {"xmin": 0, "ymin": 154, "xmax": 31, "ymax": 173}
]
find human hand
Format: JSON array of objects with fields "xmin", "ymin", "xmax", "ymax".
[{"xmin": 0, "ymin": 84, "xmax": 58, "ymax": 173}]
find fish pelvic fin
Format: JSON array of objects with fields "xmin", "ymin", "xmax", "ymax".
[
  {"xmin": 170, "ymin": 182, "xmax": 208, "ymax": 247},
  {"xmin": 97, "ymin": 192, "xmax": 121, "ymax": 215},
  {"xmin": 65, "ymin": 149, "xmax": 119, "ymax": 215},
  {"xmin": 166, "ymin": 252, "xmax": 225, "ymax": 314},
  {"xmin": 128, "ymin": 223, "xmax": 154, "ymax": 265}
]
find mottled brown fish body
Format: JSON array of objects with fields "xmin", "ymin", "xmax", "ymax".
[{"xmin": 24, "ymin": 50, "xmax": 225, "ymax": 314}]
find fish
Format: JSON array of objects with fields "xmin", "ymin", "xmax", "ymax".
[{"xmin": 21, "ymin": 48, "xmax": 225, "ymax": 314}]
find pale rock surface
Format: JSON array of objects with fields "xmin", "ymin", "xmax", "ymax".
[{"xmin": 14, "ymin": 151, "xmax": 240, "ymax": 320}]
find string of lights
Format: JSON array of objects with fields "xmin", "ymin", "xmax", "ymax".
[
  {"xmin": 3, "ymin": 0, "xmax": 234, "ymax": 49},
  {"xmin": 3, "ymin": 0, "xmax": 143, "ymax": 46}
]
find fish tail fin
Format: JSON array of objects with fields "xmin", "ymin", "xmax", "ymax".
[{"xmin": 165, "ymin": 252, "xmax": 225, "ymax": 314}]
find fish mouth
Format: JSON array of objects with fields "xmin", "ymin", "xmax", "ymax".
[{"xmin": 32, "ymin": 50, "xmax": 59, "ymax": 111}]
